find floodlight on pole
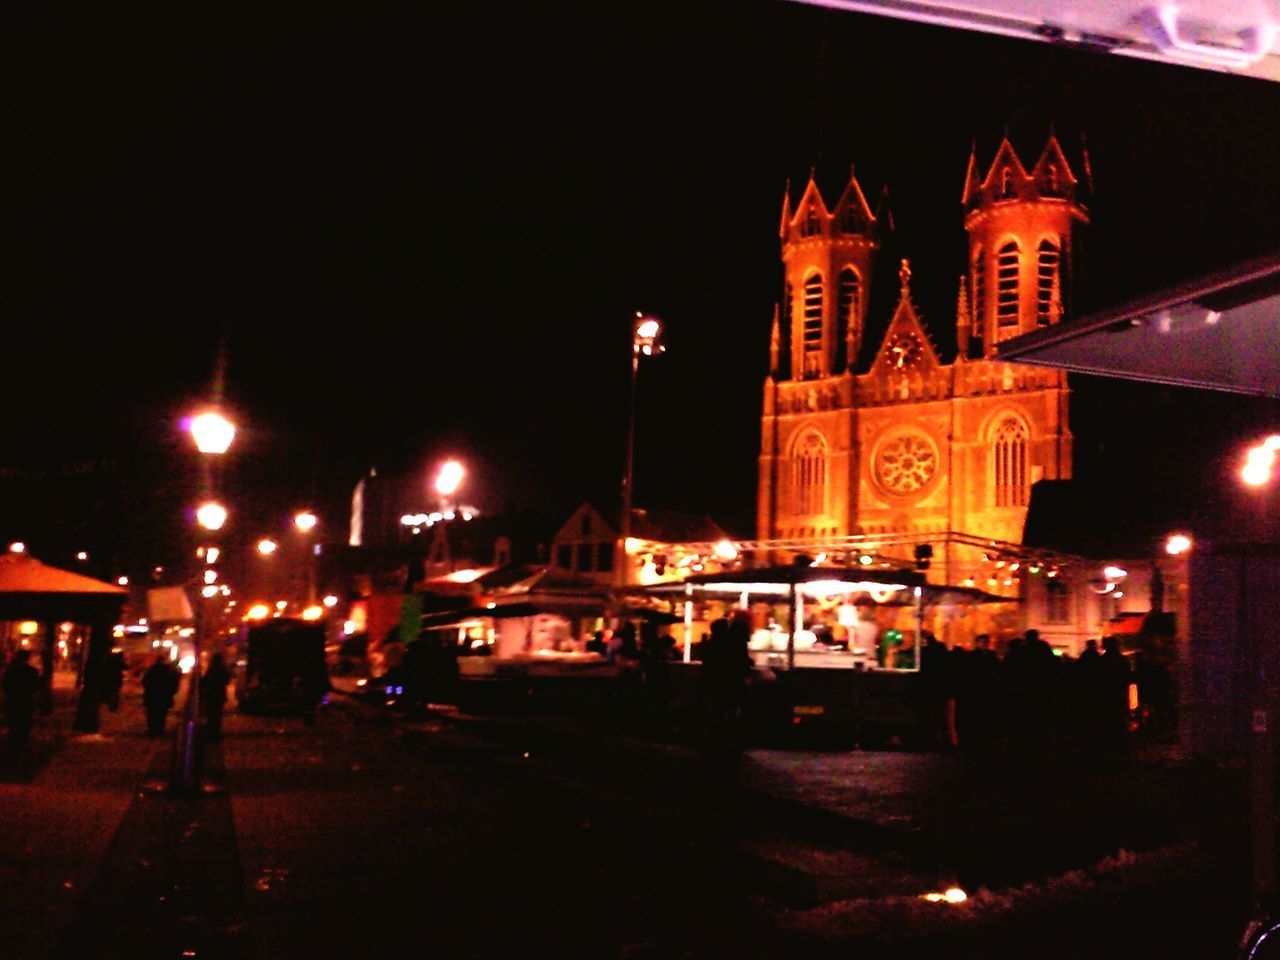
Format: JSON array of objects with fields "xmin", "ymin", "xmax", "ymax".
[
  {"xmin": 196, "ymin": 502, "xmax": 228, "ymax": 531},
  {"xmin": 618, "ymin": 312, "xmax": 664, "ymax": 586},
  {"xmin": 435, "ymin": 461, "xmax": 465, "ymax": 499}
]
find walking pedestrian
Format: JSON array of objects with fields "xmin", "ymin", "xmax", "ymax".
[
  {"xmin": 199, "ymin": 653, "xmax": 231, "ymax": 742},
  {"xmin": 2, "ymin": 650, "xmax": 40, "ymax": 750},
  {"xmin": 142, "ymin": 655, "xmax": 178, "ymax": 737}
]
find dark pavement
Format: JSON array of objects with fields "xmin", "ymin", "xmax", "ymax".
[{"xmin": 0, "ymin": 671, "xmax": 1256, "ymax": 959}]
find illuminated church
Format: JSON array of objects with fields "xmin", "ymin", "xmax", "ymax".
[{"xmin": 757, "ymin": 132, "xmax": 1088, "ymax": 583}]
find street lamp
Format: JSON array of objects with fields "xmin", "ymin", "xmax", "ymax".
[
  {"xmin": 618, "ymin": 312, "xmax": 664, "ymax": 585},
  {"xmin": 294, "ymin": 511, "xmax": 319, "ymax": 605},
  {"xmin": 435, "ymin": 461, "xmax": 465, "ymax": 503},
  {"xmin": 175, "ymin": 408, "xmax": 235, "ymax": 794}
]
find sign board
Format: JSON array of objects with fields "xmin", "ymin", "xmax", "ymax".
[{"xmin": 147, "ymin": 586, "xmax": 194, "ymax": 624}]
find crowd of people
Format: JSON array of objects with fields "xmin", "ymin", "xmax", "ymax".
[{"xmin": 920, "ymin": 629, "xmax": 1175, "ymax": 754}]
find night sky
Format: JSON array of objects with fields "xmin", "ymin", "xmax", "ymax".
[{"xmin": 3, "ymin": 0, "xmax": 1280, "ymax": 576}]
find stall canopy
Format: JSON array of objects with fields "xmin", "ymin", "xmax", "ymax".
[
  {"xmin": 996, "ymin": 251, "xmax": 1280, "ymax": 398},
  {"xmin": 0, "ymin": 552, "xmax": 127, "ymax": 621},
  {"xmin": 643, "ymin": 563, "xmax": 926, "ymax": 596}
]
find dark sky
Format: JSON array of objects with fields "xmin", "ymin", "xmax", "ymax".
[{"xmin": 3, "ymin": 0, "xmax": 1280, "ymax": 574}]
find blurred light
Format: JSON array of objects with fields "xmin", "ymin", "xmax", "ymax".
[
  {"xmin": 8, "ymin": 542, "xmax": 24, "ymax": 554},
  {"xmin": 201, "ymin": 585, "xmax": 219, "ymax": 599},
  {"xmin": 246, "ymin": 604, "xmax": 270, "ymax": 620},
  {"xmin": 294, "ymin": 511, "xmax": 318, "ymax": 533},
  {"xmin": 1243, "ymin": 460, "xmax": 1272, "ymax": 486},
  {"xmin": 624, "ymin": 537, "xmax": 644, "ymax": 554},
  {"xmin": 1103, "ymin": 565, "xmax": 1128, "ymax": 580},
  {"xmin": 301, "ymin": 605, "xmax": 323, "ymax": 621},
  {"xmin": 257, "ymin": 538, "xmax": 277, "ymax": 555},
  {"xmin": 275, "ymin": 600, "xmax": 287, "ymax": 610},
  {"xmin": 322, "ymin": 595, "xmax": 338, "ymax": 607},
  {"xmin": 713, "ymin": 540, "xmax": 738, "ymax": 562},
  {"xmin": 435, "ymin": 460, "xmax": 465, "ymax": 498},
  {"xmin": 858, "ymin": 554, "xmax": 874, "ymax": 566},
  {"xmin": 1266, "ymin": 435, "xmax": 1280, "ymax": 451},
  {"xmin": 196, "ymin": 502, "xmax": 228, "ymax": 531},
  {"xmin": 203, "ymin": 569, "xmax": 218, "ymax": 585},
  {"xmin": 1247, "ymin": 445, "xmax": 1277, "ymax": 468},
  {"xmin": 1166, "ymin": 533, "xmax": 1193, "ymax": 556},
  {"xmin": 205, "ymin": 548, "xmax": 218, "ymax": 564},
  {"xmin": 189, "ymin": 411, "xmax": 236, "ymax": 454},
  {"xmin": 343, "ymin": 620, "xmax": 357, "ymax": 635},
  {"xmin": 1027, "ymin": 564, "xmax": 1042, "ymax": 575},
  {"xmin": 178, "ymin": 654, "xmax": 196, "ymax": 674},
  {"xmin": 76, "ymin": 551, "xmax": 88, "ymax": 561},
  {"xmin": 923, "ymin": 887, "xmax": 968, "ymax": 904},
  {"xmin": 636, "ymin": 318, "xmax": 661, "ymax": 341},
  {"xmin": 220, "ymin": 585, "xmax": 231, "ymax": 596},
  {"xmin": 18, "ymin": 621, "xmax": 37, "ymax": 636},
  {"xmin": 117, "ymin": 576, "xmax": 129, "ymax": 586}
]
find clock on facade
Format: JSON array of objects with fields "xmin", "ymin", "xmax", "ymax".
[
  {"xmin": 885, "ymin": 331, "xmax": 923, "ymax": 370},
  {"xmin": 875, "ymin": 431, "xmax": 938, "ymax": 496}
]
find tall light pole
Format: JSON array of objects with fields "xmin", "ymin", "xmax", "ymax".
[
  {"xmin": 618, "ymin": 313, "xmax": 663, "ymax": 586},
  {"xmin": 294, "ymin": 511, "xmax": 319, "ymax": 606},
  {"xmin": 176, "ymin": 408, "xmax": 235, "ymax": 793}
]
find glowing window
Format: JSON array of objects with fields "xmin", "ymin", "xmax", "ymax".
[
  {"xmin": 993, "ymin": 417, "xmax": 1029, "ymax": 507},
  {"xmin": 802, "ymin": 273, "xmax": 824, "ymax": 377},
  {"xmin": 971, "ymin": 247, "xmax": 985, "ymax": 333},
  {"xmin": 997, "ymin": 242, "xmax": 1020, "ymax": 327},
  {"xmin": 792, "ymin": 432, "xmax": 828, "ymax": 515},
  {"xmin": 836, "ymin": 268, "xmax": 860, "ymax": 365},
  {"xmin": 841, "ymin": 205, "xmax": 862, "ymax": 233},
  {"xmin": 1042, "ymin": 165, "xmax": 1060, "ymax": 196},
  {"xmin": 1036, "ymin": 240, "xmax": 1060, "ymax": 326}
]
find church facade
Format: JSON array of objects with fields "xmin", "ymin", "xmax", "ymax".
[{"xmin": 757, "ymin": 133, "xmax": 1088, "ymax": 586}]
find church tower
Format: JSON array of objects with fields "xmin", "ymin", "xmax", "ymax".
[
  {"xmin": 759, "ymin": 131, "xmax": 1083, "ymax": 568},
  {"xmin": 962, "ymin": 131, "xmax": 1089, "ymax": 355}
]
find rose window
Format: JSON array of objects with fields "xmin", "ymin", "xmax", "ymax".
[{"xmin": 876, "ymin": 433, "xmax": 937, "ymax": 495}]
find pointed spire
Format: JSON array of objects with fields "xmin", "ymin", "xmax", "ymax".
[
  {"xmin": 1080, "ymin": 131, "xmax": 1095, "ymax": 196},
  {"xmin": 769, "ymin": 305, "xmax": 780, "ymax": 375},
  {"xmin": 955, "ymin": 275, "xmax": 971, "ymax": 357},
  {"xmin": 962, "ymin": 140, "xmax": 981, "ymax": 206},
  {"xmin": 833, "ymin": 165, "xmax": 875, "ymax": 234},
  {"xmin": 875, "ymin": 185, "xmax": 895, "ymax": 234},
  {"xmin": 779, "ymin": 179, "xmax": 792, "ymax": 239},
  {"xmin": 898, "ymin": 258, "xmax": 912, "ymax": 290}
]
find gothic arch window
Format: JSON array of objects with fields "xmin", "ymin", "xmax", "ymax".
[
  {"xmin": 801, "ymin": 207, "xmax": 822, "ymax": 237},
  {"xmin": 1036, "ymin": 239, "xmax": 1060, "ymax": 326},
  {"xmin": 992, "ymin": 416, "xmax": 1029, "ymax": 507},
  {"xmin": 792, "ymin": 431, "xmax": 828, "ymax": 515},
  {"xmin": 836, "ymin": 268, "xmax": 860, "ymax": 365},
  {"xmin": 996, "ymin": 241, "xmax": 1020, "ymax": 327},
  {"xmin": 1000, "ymin": 167, "xmax": 1015, "ymax": 199},
  {"xmin": 802, "ymin": 273, "xmax": 824, "ymax": 378},
  {"xmin": 1042, "ymin": 165, "xmax": 1060, "ymax": 196},
  {"xmin": 971, "ymin": 247, "xmax": 986, "ymax": 331}
]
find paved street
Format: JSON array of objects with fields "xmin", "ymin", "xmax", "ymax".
[{"xmin": 0, "ymin": 673, "xmax": 1256, "ymax": 959}]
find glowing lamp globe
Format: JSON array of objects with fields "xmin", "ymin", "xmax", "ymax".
[
  {"xmin": 435, "ymin": 461, "xmax": 465, "ymax": 498},
  {"xmin": 196, "ymin": 502, "xmax": 228, "ymax": 531},
  {"xmin": 294, "ymin": 512, "xmax": 318, "ymax": 533},
  {"xmin": 190, "ymin": 411, "xmax": 236, "ymax": 455}
]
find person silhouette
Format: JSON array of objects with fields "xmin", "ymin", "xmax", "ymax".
[
  {"xmin": 142, "ymin": 655, "xmax": 178, "ymax": 737},
  {"xmin": 200, "ymin": 653, "xmax": 231, "ymax": 742},
  {"xmin": 2, "ymin": 650, "xmax": 40, "ymax": 750}
]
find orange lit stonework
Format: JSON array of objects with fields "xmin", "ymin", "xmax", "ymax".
[{"xmin": 759, "ymin": 134, "xmax": 1085, "ymax": 576}]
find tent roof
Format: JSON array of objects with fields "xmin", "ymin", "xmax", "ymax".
[
  {"xmin": 0, "ymin": 554, "xmax": 127, "ymax": 595},
  {"xmin": 0, "ymin": 554, "xmax": 128, "ymax": 622}
]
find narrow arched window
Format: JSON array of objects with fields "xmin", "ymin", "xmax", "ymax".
[
  {"xmin": 993, "ymin": 417, "xmax": 1029, "ymax": 507},
  {"xmin": 802, "ymin": 208, "xmax": 821, "ymax": 237},
  {"xmin": 792, "ymin": 431, "xmax": 828, "ymax": 515},
  {"xmin": 996, "ymin": 242, "xmax": 1020, "ymax": 327},
  {"xmin": 1000, "ymin": 167, "xmax": 1015, "ymax": 199},
  {"xmin": 841, "ymin": 206, "xmax": 862, "ymax": 234},
  {"xmin": 971, "ymin": 247, "xmax": 985, "ymax": 332},
  {"xmin": 1043, "ymin": 165, "xmax": 1060, "ymax": 196},
  {"xmin": 1036, "ymin": 240, "xmax": 1060, "ymax": 326},
  {"xmin": 836, "ymin": 268, "xmax": 860, "ymax": 367},
  {"xmin": 802, "ymin": 273, "xmax": 824, "ymax": 378}
]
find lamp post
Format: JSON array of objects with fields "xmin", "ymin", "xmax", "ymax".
[
  {"xmin": 294, "ymin": 511, "xmax": 319, "ymax": 607},
  {"xmin": 175, "ymin": 409, "xmax": 235, "ymax": 794},
  {"xmin": 618, "ymin": 313, "xmax": 663, "ymax": 586}
]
